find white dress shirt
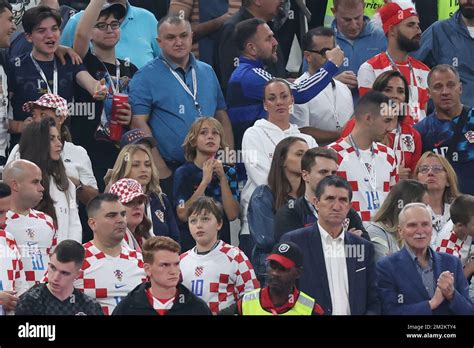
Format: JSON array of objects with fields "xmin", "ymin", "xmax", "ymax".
[{"xmin": 319, "ymin": 222, "xmax": 351, "ymax": 315}]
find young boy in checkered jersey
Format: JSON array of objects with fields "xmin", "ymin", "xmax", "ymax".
[
  {"xmin": 434, "ymin": 195, "xmax": 474, "ymax": 279},
  {"xmin": 179, "ymin": 197, "xmax": 259, "ymax": 314}
]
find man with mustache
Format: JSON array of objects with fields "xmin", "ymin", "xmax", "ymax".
[
  {"xmin": 376, "ymin": 203, "xmax": 474, "ymax": 315},
  {"xmin": 415, "ymin": 0, "xmax": 474, "ymax": 109},
  {"xmin": 358, "ymin": 0, "xmax": 430, "ymax": 123}
]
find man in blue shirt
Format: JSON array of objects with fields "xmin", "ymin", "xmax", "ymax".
[
  {"xmin": 414, "ymin": 64, "xmax": 474, "ymax": 195},
  {"xmin": 226, "ymin": 18, "xmax": 343, "ymax": 151},
  {"xmin": 414, "ymin": 2, "xmax": 474, "ymax": 108},
  {"xmin": 129, "ymin": 15, "xmax": 233, "ymax": 200},
  {"xmin": 60, "ymin": 0, "xmax": 160, "ymax": 68}
]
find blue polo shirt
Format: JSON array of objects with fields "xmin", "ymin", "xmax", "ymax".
[
  {"xmin": 129, "ymin": 54, "xmax": 226, "ymax": 163},
  {"xmin": 60, "ymin": 3, "xmax": 160, "ymax": 68}
]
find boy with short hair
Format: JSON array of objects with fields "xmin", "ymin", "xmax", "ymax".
[
  {"xmin": 435, "ymin": 194, "xmax": 474, "ymax": 280},
  {"xmin": 180, "ymin": 196, "xmax": 259, "ymax": 314}
]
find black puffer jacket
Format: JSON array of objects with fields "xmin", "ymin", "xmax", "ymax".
[{"xmin": 112, "ymin": 282, "xmax": 211, "ymax": 316}]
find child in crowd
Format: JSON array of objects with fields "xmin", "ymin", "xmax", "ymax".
[
  {"xmin": 173, "ymin": 117, "xmax": 239, "ymax": 251},
  {"xmin": 180, "ymin": 197, "xmax": 259, "ymax": 314}
]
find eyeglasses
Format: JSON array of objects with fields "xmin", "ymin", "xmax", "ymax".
[
  {"xmin": 94, "ymin": 21, "xmax": 120, "ymax": 31},
  {"xmin": 418, "ymin": 165, "xmax": 445, "ymax": 174},
  {"xmin": 307, "ymin": 47, "xmax": 331, "ymax": 56}
]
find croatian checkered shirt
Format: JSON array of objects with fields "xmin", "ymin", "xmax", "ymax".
[
  {"xmin": 0, "ymin": 230, "xmax": 27, "ymax": 299},
  {"xmin": 180, "ymin": 240, "xmax": 259, "ymax": 314},
  {"xmin": 358, "ymin": 52, "xmax": 430, "ymax": 123},
  {"xmin": 4, "ymin": 210, "xmax": 57, "ymax": 290},
  {"xmin": 327, "ymin": 139, "xmax": 399, "ymax": 222},
  {"xmin": 73, "ymin": 242, "xmax": 147, "ymax": 315},
  {"xmin": 435, "ymin": 229, "xmax": 472, "ymax": 265}
]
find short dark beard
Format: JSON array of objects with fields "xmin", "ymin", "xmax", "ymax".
[
  {"xmin": 397, "ymin": 32, "xmax": 420, "ymax": 53},
  {"xmin": 460, "ymin": 3, "xmax": 474, "ymax": 20}
]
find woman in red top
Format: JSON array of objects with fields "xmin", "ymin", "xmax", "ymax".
[{"xmin": 340, "ymin": 71, "xmax": 422, "ymax": 179}]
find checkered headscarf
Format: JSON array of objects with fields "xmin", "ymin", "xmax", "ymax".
[
  {"xmin": 109, "ymin": 178, "xmax": 147, "ymax": 204},
  {"xmin": 22, "ymin": 93, "xmax": 69, "ymax": 118}
]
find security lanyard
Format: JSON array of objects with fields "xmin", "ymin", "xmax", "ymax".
[
  {"xmin": 101, "ymin": 59, "xmax": 121, "ymax": 95},
  {"xmin": 161, "ymin": 58, "xmax": 201, "ymax": 115},
  {"xmin": 329, "ymin": 79, "xmax": 341, "ymax": 130},
  {"xmin": 349, "ymin": 134, "xmax": 377, "ymax": 192},
  {"xmin": 30, "ymin": 52, "xmax": 57, "ymax": 95},
  {"xmin": 385, "ymin": 51, "xmax": 418, "ymax": 88}
]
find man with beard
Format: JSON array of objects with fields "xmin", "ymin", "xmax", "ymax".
[
  {"xmin": 415, "ymin": 0, "xmax": 474, "ymax": 108},
  {"xmin": 219, "ymin": 241, "xmax": 325, "ymax": 315},
  {"xmin": 327, "ymin": 91, "xmax": 398, "ymax": 222},
  {"xmin": 226, "ymin": 18, "xmax": 343, "ymax": 151},
  {"xmin": 358, "ymin": 0, "xmax": 430, "ymax": 123}
]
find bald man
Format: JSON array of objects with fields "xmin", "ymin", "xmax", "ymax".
[
  {"xmin": 3, "ymin": 160, "xmax": 57, "ymax": 289},
  {"xmin": 376, "ymin": 203, "xmax": 474, "ymax": 315}
]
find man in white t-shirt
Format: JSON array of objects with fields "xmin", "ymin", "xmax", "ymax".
[
  {"xmin": 328, "ymin": 91, "xmax": 398, "ymax": 222},
  {"xmin": 293, "ymin": 27, "xmax": 353, "ymax": 146},
  {"xmin": 74, "ymin": 193, "xmax": 146, "ymax": 315},
  {"xmin": 3, "ymin": 159, "xmax": 57, "ymax": 290}
]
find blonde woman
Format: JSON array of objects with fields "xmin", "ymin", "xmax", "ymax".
[
  {"xmin": 105, "ymin": 144, "xmax": 179, "ymax": 243},
  {"xmin": 414, "ymin": 151, "xmax": 460, "ymax": 246}
]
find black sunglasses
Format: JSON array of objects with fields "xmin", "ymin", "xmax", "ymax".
[{"xmin": 307, "ymin": 47, "xmax": 331, "ymax": 56}]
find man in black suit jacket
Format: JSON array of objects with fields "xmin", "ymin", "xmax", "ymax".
[{"xmin": 281, "ymin": 175, "xmax": 380, "ymax": 315}]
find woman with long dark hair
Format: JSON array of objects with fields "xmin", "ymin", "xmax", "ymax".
[
  {"xmin": 341, "ymin": 70, "xmax": 423, "ymax": 179},
  {"xmin": 248, "ymin": 136, "xmax": 308, "ymax": 284},
  {"xmin": 19, "ymin": 117, "xmax": 82, "ymax": 242}
]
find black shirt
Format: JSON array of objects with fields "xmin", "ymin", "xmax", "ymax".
[
  {"xmin": 71, "ymin": 50, "xmax": 138, "ymax": 190},
  {"xmin": 15, "ymin": 283, "xmax": 103, "ymax": 315}
]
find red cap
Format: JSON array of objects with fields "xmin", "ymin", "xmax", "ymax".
[
  {"xmin": 109, "ymin": 178, "xmax": 147, "ymax": 204},
  {"xmin": 379, "ymin": 1, "xmax": 418, "ymax": 34}
]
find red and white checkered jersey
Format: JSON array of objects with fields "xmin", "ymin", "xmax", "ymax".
[
  {"xmin": 4, "ymin": 210, "xmax": 57, "ymax": 289},
  {"xmin": 0, "ymin": 230, "xmax": 27, "ymax": 296},
  {"xmin": 327, "ymin": 139, "xmax": 399, "ymax": 222},
  {"xmin": 180, "ymin": 240, "xmax": 260, "ymax": 314},
  {"xmin": 74, "ymin": 241, "xmax": 147, "ymax": 315},
  {"xmin": 358, "ymin": 52, "xmax": 430, "ymax": 122},
  {"xmin": 435, "ymin": 228, "xmax": 472, "ymax": 266}
]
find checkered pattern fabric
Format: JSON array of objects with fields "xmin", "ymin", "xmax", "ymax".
[
  {"xmin": 358, "ymin": 53, "xmax": 430, "ymax": 123},
  {"xmin": 180, "ymin": 240, "xmax": 259, "ymax": 314},
  {"xmin": 109, "ymin": 178, "xmax": 147, "ymax": 204},
  {"xmin": 15, "ymin": 284, "xmax": 104, "ymax": 315},
  {"xmin": 22, "ymin": 93, "xmax": 69, "ymax": 118},
  {"xmin": 4, "ymin": 209, "xmax": 57, "ymax": 290},
  {"xmin": 435, "ymin": 230, "xmax": 466, "ymax": 259},
  {"xmin": 0, "ymin": 230, "xmax": 26, "ymax": 296},
  {"xmin": 327, "ymin": 139, "xmax": 399, "ymax": 222},
  {"xmin": 73, "ymin": 242, "xmax": 147, "ymax": 315}
]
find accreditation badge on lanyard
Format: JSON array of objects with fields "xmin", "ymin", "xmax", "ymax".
[
  {"xmin": 161, "ymin": 58, "xmax": 202, "ymax": 116},
  {"xmin": 349, "ymin": 135, "xmax": 380, "ymax": 209},
  {"xmin": 30, "ymin": 53, "xmax": 58, "ymax": 95}
]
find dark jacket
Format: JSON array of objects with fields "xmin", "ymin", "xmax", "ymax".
[
  {"xmin": 377, "ymin": 247, "xmax": 474, "ymax": 315},
  {"xmin": 149, "ymin": 192, "xmax": 180, "ymax": 243},
  {"xmin": 274, "ymin": 196, "xmax": 370, "ymax": 242},
  {"xmin": 112, "ymin": 282, "xmax": 212, "ymax": 315},
  {"xmin": 281, "ymin": 223, "xmax": 381, "ymax": 315},
  {"xmin": 216, "ymin": 7, "xmax": 287, "ymax": 93}
]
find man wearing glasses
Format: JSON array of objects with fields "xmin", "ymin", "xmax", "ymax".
[
  {"xmin": 72, "ymin": 0, "xmax": 135, "ymax": 192},
  {"xmin": 293, "ymin": 27, "xmax": 354, "ymax": 146},
  {"xmin": 415, "ymin": 64, "xmax": 474, "ymax": 195}
]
